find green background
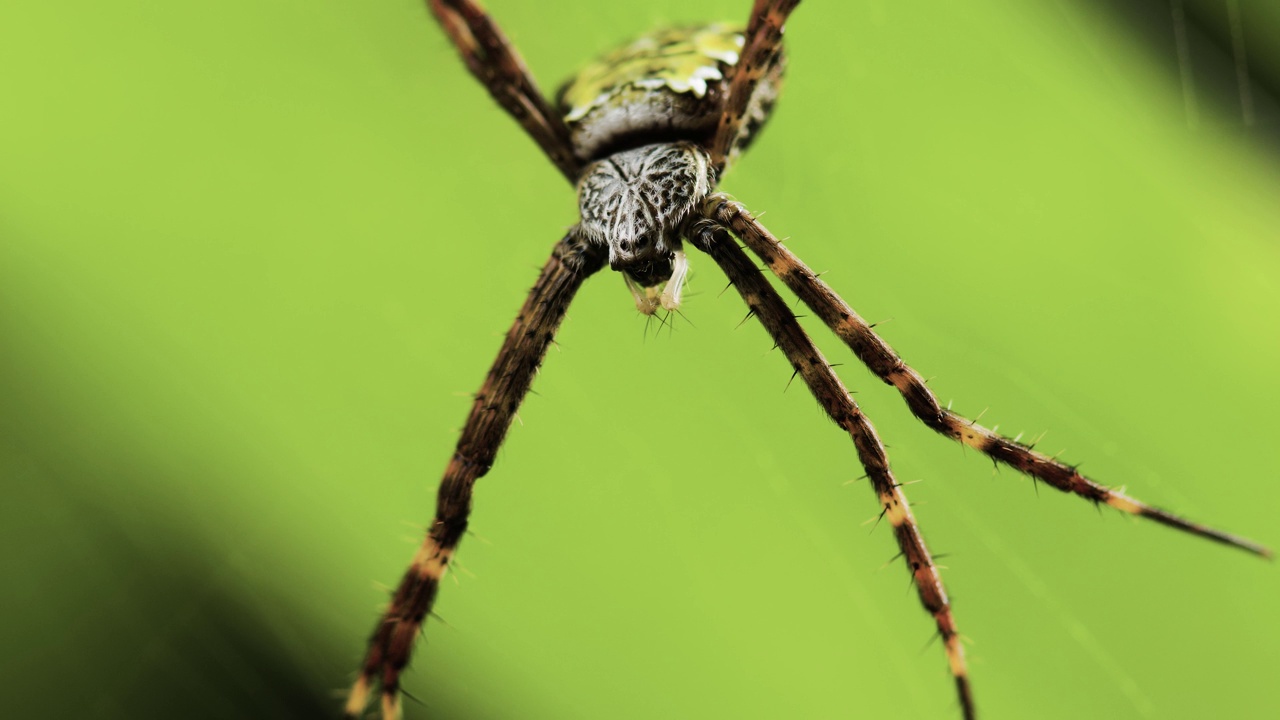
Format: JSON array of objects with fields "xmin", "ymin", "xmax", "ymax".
[{"xmin": 3, "ymin": 1, "xmax": 1278, "ymax": 718}]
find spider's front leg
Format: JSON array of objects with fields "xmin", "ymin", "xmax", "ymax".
[
  {"xmin": 346, "ymin": 231, "xmax": 605, "ymax": 720},
  {"xmin": 687, "ymin": 220, "xmax": 976, "ymax": 720},
  {"xmin": 710, "ymin": 0, "xmax": 801, "ymax": 172},
  {"xmin": 706, "ymin": 195, "xmax": 1272, "ymax": 559},
  {"xmin": 427, "ymin": 0, "xmax": 581, "ymax": 182}
]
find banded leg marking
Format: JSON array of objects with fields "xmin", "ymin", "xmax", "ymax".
[
  {"xmin": 346, "ymin": 232, "xmax": 606, "ymax": 719},
  {"xmin": 711, "ymin": 0, "xmax": 801, "ymax": 172},
  {"xmin": 428, "ymin": 0, "xmax": 581, "ymax": 182},
  {"xmin": 689, "ymin": 220, "xmax": 975, "ymax": 720},
  {"xmin": 706, "ymin": 195, "xmax": 1271, "ymax": 559}
]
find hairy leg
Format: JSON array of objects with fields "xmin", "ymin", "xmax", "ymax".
[
  {"xmin": 705, "ymin": 195, "xmax": 1271, "ymax": 559},
  {"xmin": 428, "ymin": 0, "xmax": 581, "ymax": 182},
  {"xmin": 711, "ymin": 0, "xmax": 801, "ymax": 172},
  {"xmin": 688, "ymin": 219, "xmax": 976, "ymax": 719},
  {"xmin": 346, "ymin": 231, "xmax": 606, "ymax": 719}
]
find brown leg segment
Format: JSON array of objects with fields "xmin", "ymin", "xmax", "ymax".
[
  {"xmin": 688, "ymin": 219, "xmax": 976, "ymax": 720},
  {"xmin": 710, "ymin": 0, "xmax": 802, "ymax": 172},
  {"xmin": 345, "ymin": 232, "xmax": 605, "ymax": 719},
  {"xmin": 428, "ymin": 0, "xmax": 581, "ymax": 183},
  {"xmin": 706, "ymin": 195, "xmax": 1272, "ymax": 559}
]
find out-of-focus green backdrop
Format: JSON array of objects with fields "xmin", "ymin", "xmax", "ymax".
[{"xmin": 3, "ymin": 1, "xmax": 1278, "ymax": 718}]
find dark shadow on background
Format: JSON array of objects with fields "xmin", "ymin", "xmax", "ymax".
[
  {"xmin": 2, "ymin": 474, "xmax": 327, "ymax": 718},
  {"xmin": 0, "ymin": 448, "xmax": 477, "ymax": 719},
  {"xmin": 1080, "ymin": 0, "xmax": 1280, "ymax": 157}
]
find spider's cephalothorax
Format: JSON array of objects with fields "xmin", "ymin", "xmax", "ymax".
[
  {"xmin": 561, "ymin": 24, "xmax": 783, "ymax": 313},
  {"xmin": 349, "ymin": 4, "xmax": 1268, "ymax": 719},
  {"xmin": 575, "ymin": 142, "xmax": 710, "ymax": 313}
]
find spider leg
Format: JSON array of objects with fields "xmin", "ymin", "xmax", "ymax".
[
  {"xmin": 705, "ymin": 195, "xmax": 1272, "ymax": 559},
  {"xmin": 688, "ymin": 219, "xmax": 976, "ymax": 720},
  {"xmin": 345, "ymin": 231, "xmax": 606, "ymax": 720},
  {"xmin": 427, "ymin": 0, "xmax": 581, "ymax": 182},
  {"xmin": 710, "ymin": 0, "xmax": 801, "ymax": 173}
]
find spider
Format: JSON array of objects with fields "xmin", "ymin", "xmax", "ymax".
[{"xmin": 346, "ymin": 2, "xmax": 1270, "ymax": 718}]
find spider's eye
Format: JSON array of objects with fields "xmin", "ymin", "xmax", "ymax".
[{"xmin": 619, "ymin": 239, "xmax": 632, "ymax": 252}]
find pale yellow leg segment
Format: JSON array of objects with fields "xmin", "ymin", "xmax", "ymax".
[
  {"xmin": 380, "ymin": 693, "xmax": 401, "ymax": 720},
  {"xmin": 344, "ymin": 676, "xmax": 372, "ymax": 717},
  {"xmin": 412, "ymin": 540, "xmax": 455, "ymax": 581}
]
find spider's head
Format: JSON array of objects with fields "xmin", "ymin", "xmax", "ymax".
[{"xmin": 576, "ymin": 141, "xmax": 714, "ymax": 313}]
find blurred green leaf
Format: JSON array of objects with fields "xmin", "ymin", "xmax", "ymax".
[{"xmin": 2, "ymin": 2, "xmax": 1278, "ymax": 719}]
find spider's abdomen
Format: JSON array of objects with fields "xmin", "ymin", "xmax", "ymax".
[{"xmin": 558, "ymin": 24, "xmax": 783, "ymax": 164}]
